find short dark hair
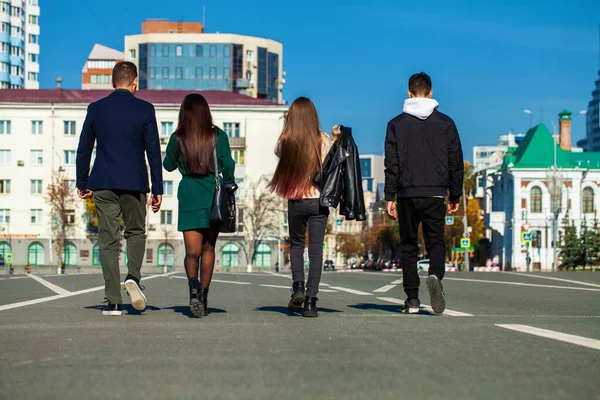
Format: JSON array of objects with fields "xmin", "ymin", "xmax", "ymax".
[
  {"xmin": 408, "ymin": 72, "xmax": 432, "ymax": 96},
  {"xmin": 112, "ymin": 61, "xmax": 138, "ymax": 87}
]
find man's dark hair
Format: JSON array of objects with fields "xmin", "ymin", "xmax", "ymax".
[
  {"xmin": 408, "ymin": 72, "xmax": 432, "ymax": 96},
  {"xmin": 112, "ymin": 61, "xmax": 138, "ymax": 87}
]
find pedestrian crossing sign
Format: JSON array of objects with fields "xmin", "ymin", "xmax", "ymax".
[
  {"xmin": 460, "ymin": 238, "xmax": 471, "ymax": 248},
  {"xmin": 521, "ymin": 232, "xmax": 532, "ymax": 243},
  {"xmin": 6, "ymin": 253, "xmax": 11, "ymax": 263},
  {"xmin": 445, "ymin": 216, "xmax": 454, "ymax": 225}
]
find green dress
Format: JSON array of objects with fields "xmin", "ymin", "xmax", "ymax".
[{"xmin": 163, "ymin": 128, "xmax": 236, "ymax": 231}]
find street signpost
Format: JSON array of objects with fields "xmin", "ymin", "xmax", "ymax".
[{"xmin": 463, "ymin": 232, "xmax": 470, "ymax": 239}]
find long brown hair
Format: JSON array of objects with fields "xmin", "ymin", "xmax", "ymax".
[
  {"xmin": 176, "ymin": 93, "xmax": 214, "ymax": 175},
  {"xmin": 269, "ymin": 97, "xmax": 323, "ymax": 198}
]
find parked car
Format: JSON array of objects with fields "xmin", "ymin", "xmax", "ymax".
[
  {"xmin": 417, "ymin": 259, "xmax": 430, "ymax": 271},
  {"xmin": 324, "ymin": 260, "xmax": 335, "ymax": 271}
]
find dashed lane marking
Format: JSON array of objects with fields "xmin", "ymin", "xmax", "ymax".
[{"xmin": 496, "ymin": 324, "xmax": 600, "ymax": 351}]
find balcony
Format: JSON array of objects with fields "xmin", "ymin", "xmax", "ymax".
[{"xmin": 229, "ymin": 136, "xmax": 246, "ymax": 149}]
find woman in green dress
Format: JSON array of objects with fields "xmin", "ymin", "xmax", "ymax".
[{"xmin": 163, "ymin": 94, "xmax": 235, "ymax": 317}]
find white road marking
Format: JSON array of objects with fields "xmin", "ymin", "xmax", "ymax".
[
  {"xmin": 501, "ymin": 272, "xmax": 600, "ymax": 288},
  {"xmin": 423, "ymin": 276, "xmax": 600, "ymax": 292},
  {"xmin": 329, "ymin": 286, "xmax": 373, "ymax": 296},
  {"xmin": 391, "ymin": 279, "xmax": 403, "ymax": 285},
  {"xmin": 28, "ymin": 274, "xmax": 71, "ymax": 295},
  {"xmin": 258, "ymin": 284, "xmax": 337, "ymax": 293},
  {"xmin": 373, "ymin": 285, "xmax": 396, "ymax": 293},
  {"xmin": 0, "ymin": 276, "xmax": 29, "ymax": 281},
  {"xmin": 377, "ymin": 297, "xmax": 474, "ymax": 316},
  {"xmin": 496, "ymin": 324, "xmax": 600, "ymax": 351},
  {"xmin": 264, "ymin": 271, "xmax": 291, "ymax": 278},
  {"xmin": 211, "ymin": 279, "xmax": 251, "ymax": 285},
  {"xmin": 0, "ymin": 272, "xmax": 177, "ymax": 312}
]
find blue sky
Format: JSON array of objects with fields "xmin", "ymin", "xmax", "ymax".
[{"xmin": 41, "ymin": 0, "xmax": 600, "ymax": 160}]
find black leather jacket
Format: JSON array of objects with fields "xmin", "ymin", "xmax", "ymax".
[{"xmin": 314, "ymin": 127, "xmax": 366, "ymax": 221}]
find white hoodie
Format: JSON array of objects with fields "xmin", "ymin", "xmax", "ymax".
[{"xmin": 402, "ymin": 98, "xmax": 439, "ymax": 120}]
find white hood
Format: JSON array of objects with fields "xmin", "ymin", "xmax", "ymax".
[{"xmin": 402, "ymin": 98, "xmax": 439, "ymax": 120}]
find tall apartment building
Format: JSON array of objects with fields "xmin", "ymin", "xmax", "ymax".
[
  {"xmin": 584, "ymin": 69, "xmax": 600, "ymax": 151},
  {"xmin": 0, "ymin": 0, "xmax": 40, "ymax": 89},
  {"xmin": 0, "ymin": 89, "xmax": 288, "ymax": 269},
  {"xmin": 81, "ymin": 44, "xmax": 124, "ymax": 90}
]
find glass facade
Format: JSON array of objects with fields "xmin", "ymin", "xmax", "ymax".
[
  {"xmin": 257, "ymin": 47, "xmax": 267, "ymax": 97},
  {"xmin": 139, "ymin": 43, "xmax": 233, "ymax": 90}
]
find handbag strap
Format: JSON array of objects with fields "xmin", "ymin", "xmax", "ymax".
[{"xmin": 213, "ymin": 132, "xmax": 220, "ymax": 189}]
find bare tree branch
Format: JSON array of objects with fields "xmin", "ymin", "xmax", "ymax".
[{"xmin": 45, "ymin": 169, "xmax": 76, "ymax": 269}]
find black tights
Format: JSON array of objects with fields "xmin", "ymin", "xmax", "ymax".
[{"xmin": 183, "ymin": 228, "xmax": 219, "ymax": 288}]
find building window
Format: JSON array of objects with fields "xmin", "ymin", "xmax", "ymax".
[
  {"xmin": 92, "ymin": 245, "xmax": 101, "ymax": 266},
  {"xmin": 66, "ymin": 210, "xmax": 75, "ymax": 225},
  {"xmin": 222, "ymin": 243, "xmax": 240, "ymax": 267},
  {"xmin": 28, "ymin": 242, "xmax": 44, "ymax": 265},
  {"xmin": 31, "ymin": 120, "xmax": 43, "ymax": 135},
  {"xmin": 176, "ymin": 45, "xmax": 183, "ymax": 57},
  {"xmin": 31, "ymin": 179, "xmax": 42, "ymax": 194},
  {"xmin": 30, "ymin": 209, "xmax": 42, "ymax": 224},
  {"xmin": 28, "ymin": 53, "xmax": 38, "ymax": 63},
  {"xmin": 176, "ymin": 67, "xmax": 183, "ymax": 80},
  {"xmin": 0, "ymin": 120, "xmax": 10, "ymax": 134},
  {"xmin": 196, "ymin": 45, "xmax": 203, "ymax": 57},
  {"xmin": 150, "ymin": 44, "xmax": 156, "ymax": 56},
  {"xmin": 209, "ymin": 45, "xmax": 217, "ymax": 57},
  {"xmin": 160, "ymin": 210, "xmax": 173, "ymax": 225},
  {"xmin": 209, "ymin": 67, "xmax": 216, "ymax": 80},
  {"xmin": 254, "ymin": 243, "xmax": 272, "ymax": 267},
  {"xmin": 149, "ymin": 67, "xmax": 156, "ymax": 79},
  {"xmin": 63, "ymin": 150, "xmax": 76, "ymax": 165},
  {"xmin": 224, "ymin": 45, "xmax": 230, "ymax": 57},
  {"xmin": 583, "ymin": 187, "xmax": 594, "ymax": 214},
  {"xmin": 530, "ymin": 186, "xmax": 542, "ymax": 213},
  {"xmin": 235, "ymin": 178, "xmax": 244, "ymax": 201},
  {"xmin": 63, "ymin": 121, "xmax": 76, "ymax": 135},
  {"xmin": 162, "ymin": 44, "xmax": 169, "ymax": 57},
  {"xmin": 162, "ymin": 67, "xmax": 169, "ymax": 79},
  {"xmin": 27, "ymin": 72, "xmax": 38, "ymax": 82},
  {"xmin": 163, "ymin": 181, "xmax": 173, "ymax": 196},
  {"xmin": 0, "ymin": 241, "xmax": 11, "ymax": 260},
  {"xmin": 0, "ymin": 150, "xmax": 11, "ymax": 165},
  {"xmin": 129, "ymin": 49, "xmax": 136, "ymax": 58},
  {"xmin": 231, "ymin": 150, "xmax": 245, "ymax": 165},
  {"xmin": 29, "ymin": 0, "xmax": 39, "ymax": 6},
  {"xmin": 0, "ymin": 179, "xmax": 9, "ymax": 194},
  {"xmin": 63, "ymin": 180, "xmax": 76, "ymax": 191},
  {"xmin": 90, "ymin": 74, "xmax": 111, "ymax": 84},
  {"xmin": 0, "ymin": 209, "xmax": 9, "ymax": 223},
  {"xmin": 157, "ymin": 243, "xmax": 175, "ymax": 267},
  {"xmin": 31, "ymin": 150, "xmax": 42, "ymax": 165},
  {"xmin": 223, "ymin": 67, "xmax": 230, "ymax": 78},
  {"xmin": 62, "ymin": 242, "xmax": 77, "ymax": 265},
  {"xmin": 28, "ymin": 15, "xmax": 38, "ymax": 25},
  {"xmin": 223, "ymin": 122, "xmax": 240, "ymax": 138},
  {"xmin": 196, "ymin": 67, "xmax": 203, "ymax": 79},
  {"xmin": 160, "ymin": 122, "xmax": 173, "ymax": 136},
  {"xmin": 87, "ymin": 60, "xmax": 115, "ymax": 69}
]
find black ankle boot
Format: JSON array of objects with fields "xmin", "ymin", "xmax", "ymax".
[
  {"xmin": 188, "ymin": 279, "xmax": 203, "ymax": 318},
  {"xmin": 288, "ymin": 281, "xmax": 305, "ymax": 313},
  {"xmin": 303, "ymin": 297, "xmax": 318, "ymax": 317},
  {"xmin": 201, "ymin": 287, "xmax": 209, "ymax": 317}
]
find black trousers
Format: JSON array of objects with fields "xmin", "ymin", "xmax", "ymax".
[
  {"xmin": 397, "ymin": 197, "xmax": 446, "ymax": 299},
  {"xmin": 288, "ymin": 199, "xmax": 329, "ymax": 297}
]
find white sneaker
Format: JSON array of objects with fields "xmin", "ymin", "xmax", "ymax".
[{"xmin": 124, "ymin": 278, "xmax": 147, "ymax": 311}]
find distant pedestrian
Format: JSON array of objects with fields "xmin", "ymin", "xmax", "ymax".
[
  {"xmin": 269, "ymin": 97, "xmax": 341, "ymax": 317},
  {"xmin": 384, "ymin": 72, "xmax": 464, "ymax": 314},
  {"xmin": 275, "ymin": 261, "xmax": 279, "ymax": 273},
  {"xmin": 163, "ymin": 94, "xmax": 235, "ymax": 318},
  {"xmin": 493, "ymin": 254, "xmax": 500, "ymax": 269},
  {"xmin": 76, "ymin": 61, "xmax": 163, "ymax": 316}
]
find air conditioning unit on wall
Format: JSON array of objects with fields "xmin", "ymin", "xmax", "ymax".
[{"xmin": 149, "ymin": 224, "xmax": 156, "ymax": 231}]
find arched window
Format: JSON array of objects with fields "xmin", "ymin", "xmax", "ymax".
[
  {"xmin": 157, "ymin": 243, "xmax": 175, "ymax": 267},
  {"xmin": 62, "ymin": 242, "xmax": 77, "ymax": 266},
  {"xmin": 222, "ymin": 243, "xmax": 240, "ymax": 267},
  {"xmin": 92, "ymin": 244, "xmax": 101, "ymax": 266},
  {"xmin": 582, "ymin": 187, "xmax": 594, "ymax": 214},
  {"xmin": 530, "ymin": 186, "xmax": 542, "ymax": 213},
  {"xmin": 28, "ymin": 242, "xmax": 45, "ymax": 265},
  {"xmin": 0, "ymin": 241, "xmax": 11, "ymax": 261},
  {"xmin": 254, "ymin": 243, "xmax": 272, "ymax": 267}
]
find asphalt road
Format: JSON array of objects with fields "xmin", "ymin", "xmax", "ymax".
[{"xmin": 0, "ymin": 269, "xmax": 599, "ymax": 400}]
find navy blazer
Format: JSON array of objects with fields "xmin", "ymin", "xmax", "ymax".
[{"xmin": 76, "ymin": 89, "xmax": 163, "ymax": 195}]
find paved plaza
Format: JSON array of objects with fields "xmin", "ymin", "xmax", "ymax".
[{"xmin": 0, "ymin": 269, "xmax": 599, "ymax": 399}]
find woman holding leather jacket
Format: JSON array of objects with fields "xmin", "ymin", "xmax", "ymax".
[{"xmin": 269, "ymin": 97, "xmax": 340, "ymax": 317}]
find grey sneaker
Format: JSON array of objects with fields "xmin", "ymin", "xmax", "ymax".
[
  {"xmin": 426, "ymin": 275, "xmax": 446, "ymax": 314},
  {"xmin": 403, "ymin": 298, "xmax": 420, "ymax": 314},
  {"xmin": 124, "ymin": 275, "xmax": 147, "ymax": 311}
]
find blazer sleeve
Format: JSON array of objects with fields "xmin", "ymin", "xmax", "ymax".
[
  {"xmin": 163, "ymin": 133, "xmax": 178, "ymax": 172},
  {"xmin": 143, "ymin": 104, "xmax": 164, "ymax": 195},
  {"xmin": 447, "ymin": 121, "xmax": 464, "ymax": 204},
  {"xmin": 76, "ymin": 104, "xmax": 96, "ymax": 190},
  {"xmin": 384, "ymin": 121, "xmax": 398, "ymax": 201},
  {"xmin": 217, "ymin": 130, "xmax": 236, "ymax": 184}
]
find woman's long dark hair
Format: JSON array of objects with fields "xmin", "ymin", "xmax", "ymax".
[
  {"xmin": 269, "ymin": 97, "xmax": 323, "ymax": 198},
  {"xmin": 176, "ymin": 94, "xmax": 214, "ymax": 175}
]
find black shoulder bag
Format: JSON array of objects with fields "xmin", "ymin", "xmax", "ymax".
[{"xmin": 210, "ymin": 141, "xmax": 238, "ymax": 233}]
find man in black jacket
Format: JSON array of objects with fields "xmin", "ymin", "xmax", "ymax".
[{"xmin": 384, "ymin": 72, "xmax": 463, "ymax": 314}]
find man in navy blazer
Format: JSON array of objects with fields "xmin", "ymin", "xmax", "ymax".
[{"xmin": 76, "ymin": 61, "xmax": 163, "ymax": 316}]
